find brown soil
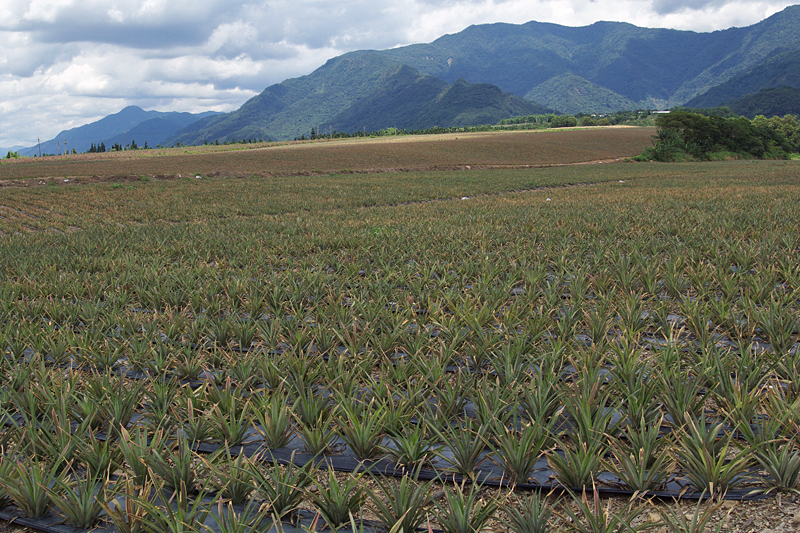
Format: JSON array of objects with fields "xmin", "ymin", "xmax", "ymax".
[
  {"xmin": 1, "ymin": 484, "xmax": 796, "ymax": 533},
  {"xmin": 0, "ymin": 127, "xmax": 654, "ymax": 183},
  {"xmin": 0, "ymin": 158, "xmax": 624, "ymax": 190}
]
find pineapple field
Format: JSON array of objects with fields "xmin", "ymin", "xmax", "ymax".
[{"xmin": 0, "ymin": 130, "xmax": 799, "ymax": 532}]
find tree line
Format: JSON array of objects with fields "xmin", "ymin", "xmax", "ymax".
[
  {"xmin": 636, "ymin": 110, "xmax": 799, "ymax": 161},
  {"xmin": 87, "ymin": 140, "xmax": 148, "ymax": 153},
  {"xmin": 10, "ymin": 109, "xmax": 797, "ymax": 158}
]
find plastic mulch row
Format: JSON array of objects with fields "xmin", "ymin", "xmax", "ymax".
[{"xmin": 0, "ymin": 328, "xmax": 779, "ymax": 533}]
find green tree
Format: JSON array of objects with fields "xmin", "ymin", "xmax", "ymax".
[
  {"xmin": 647, "ymin": 110, "xmax": 796, "ymax": 160},
  {"xmin": 550, "ymin": 115, "xmax": 578, "ymax": 128},
  {"xmin": 650, "ymin": 128, "xmax": 684, "ymax": 161},
  {"xmin": 656, "ymin": 111, "xmax": 718, "ymax": 155},
  {"xmin": 755, "ymin": 114, "xmax": 800, "ymax": 151}
]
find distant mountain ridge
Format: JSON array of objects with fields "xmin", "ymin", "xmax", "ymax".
[
  {"xmin": 684, "ymin": 49, "xmax": 800, "ymax": 109},
  {"xmin": 18, "ymin": 106, "xmax": 221, "ymax": 157},
  {"xmin": 379, "ymin": 6, "xmax": 800, "ymax": 108},
  {"xmin": 17, "ymin": 6, "xmax": 800, "ymax": 149},
  {"xmin": 523, "ymin": 73, "xmax": 639, "ymax": 114},
  {"xmin": 167, "ymin": 55, "xmax": 548, "ymax": 145},
  {"xmin": 1, "ymin": 146, "xmax": 19, "ymax": 156},
  {"xmin": 166, "ymin": 5, "xmax": 800, "ymax": 144},
  {"xmin": 327, "ymin": 69, "xmax": 549, "ymax": 132},
  {"xmin": 713, "ymin": 86, "xmax": 800, "ymax": 118}
]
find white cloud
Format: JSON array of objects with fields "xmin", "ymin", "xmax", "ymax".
[
  {"xmin": 206, "ymin": 21, "xmax": 259, "ymax": 54},
  {"xmin": 107, "ymin": 7, "xmax": 126, "ymax": 23},
  {"xmin": 45, "ymin": 62, "xmax": 112, "ymax": 94},
  {"xmin": 21, "ymin": 0, "xmax": 73, "ymax": 23},
  {"xmin": 0, "ymin": 0, "xmax": 797, "ymax": 146}
]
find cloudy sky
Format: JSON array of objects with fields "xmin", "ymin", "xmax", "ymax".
[{"xmin": 0, "ymin": 0, "xmax": 796, "ymax": 148}]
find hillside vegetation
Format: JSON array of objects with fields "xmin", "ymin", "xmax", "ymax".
[
  {"xmin": 684, "ymin": 49, "xmax": 800, "ymax": 109},
  {"xmin": 717, "ymin": 86, "xmax": 800, "ymax": 119},
  {"xmin": 524, "ymin": 73, "xmax": 640, "ymax": 114},
  {"xmin": 327, "ymin": 71, "xmax": 549, "ymax": 133},
  {"xmin": 381, "ymin": 6, "xmax": 800, "ymax": 107}
]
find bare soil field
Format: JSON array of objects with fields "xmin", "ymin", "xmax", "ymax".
[{"xmin": 0, "ymin": 127, "xmax": 654, "ymax": 185}]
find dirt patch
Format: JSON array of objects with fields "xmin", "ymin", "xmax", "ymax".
[
  {"xmin": 0, "ymin": 174, "xmax": 182, "ymax": 188},
  {"xmin": 0, "ymin": 128, "xmax": 654, "ymax": 182},
  {"xmin": 0, "ymin": 159, "xmax": 625, "ymax": 189},
  {"xmin": 0, "ymin": 489, "xmax": 796, "ymax": 533}
]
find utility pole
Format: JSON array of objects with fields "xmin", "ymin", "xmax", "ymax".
[
  {"xmin": 38, "ymin": 138, "xmax": 41, "ymax": 157},
  {"xmin": 57, "ymin": 141, "xmax": 60, "ymax": 155},
  {"xmin": 63, "ymin": 139, "xmax": 67, "ymax": 155}
]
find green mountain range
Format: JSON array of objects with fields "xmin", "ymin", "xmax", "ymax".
[
  {"xmin": 684, "ymin": 49, "xmax": 800, "ymax": 109},
  {"xmin": 327, "ymin": 67, "xmax": 549, "ymax": 133},
  {"xmin": 17, "ymin": 6, "xmax": 800, "ymax": 151},
  {"xmin": 381, "ymin": 6, "xmax": 800, "ymax": 107},
  {"xmin": 715, "ymin": 86, "xmax": 800, "ymax": 118},
  {"xmin": 168, "ymin": 5, "xmax": 800, "ymax": 144},
  {"xmin": 523, "ymin": 73, "xmax": 639, "ymax": 114},
  {"xmin": 168, "ymin": 55, "xmax": 547, "ymax": 145}
]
